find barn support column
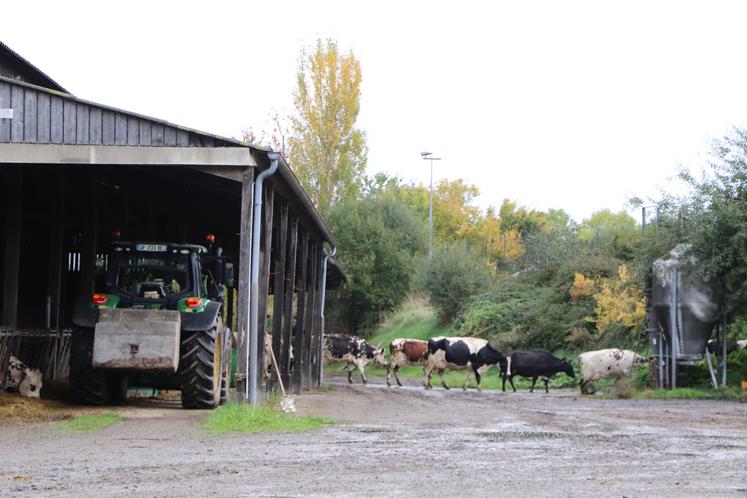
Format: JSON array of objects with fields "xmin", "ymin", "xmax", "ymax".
[
  {"xmin": 236, "ymin": 167, "xmax": 254, "ymax": 401},
  {"xmin": 255, "ymin": 183, "xmax": 274, "ymax": 400},
  {"xmin": 311, "ymin": 244, "xmax": 324, "ymax": 387},
  {"xmin": 291, "ymin": 230, "xmax": 309, "ymax": 394},
  {"xmin": 281, "ymin": 214, "xmax": 299, "ymax": 389},
  {"xmin": 302, "ymin": 241, "xmax": 319, "ymax": 390},
  {"xmin": 270, "ymin": 201, "xmax": 288, "ymax": 391},
  {"xmin": 2, "ymin": 166, "xmax": 22, "ymax": 328},
  {"xmin": 47, "ymin": 168, "xmax": 65, "ymax": 330}
]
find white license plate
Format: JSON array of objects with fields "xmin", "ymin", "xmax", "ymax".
[{"xmin": 136, "ymin": 244, "xmax": 167, "ymax": 252}]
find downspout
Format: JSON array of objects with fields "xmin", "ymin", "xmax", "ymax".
[
  {"xmin": 318, "ymin": 245, "xmax": 336, "ymax": 385},
  {"xmin": 247, "ymin": 152, "xmax": 279, "ymax": 404}
]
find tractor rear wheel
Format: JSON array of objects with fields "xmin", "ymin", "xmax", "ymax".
[
  {"xmin": 179, "ymin": 324, "xmax": 222, "ymax": 409},
  {"xmin": 69, "ymin": 326, "xmax": 110, "ymax": 405}
]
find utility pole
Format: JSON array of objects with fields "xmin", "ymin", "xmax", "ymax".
[{"xmin": 421, "ymin": 152, "xmax": 441, "ymax": 260}]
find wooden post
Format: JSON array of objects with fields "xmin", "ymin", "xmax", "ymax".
[
  {"xmin": 255, "ymin": 184, "xmax": 274, "ymax": 396},
  {"xmin": 236, "ymin": 167, "xmax": 254, "ymax": 401},
  {"xmin": 302, "ymin": 241, "xmax": 319, "ymax": 390},
  {"xmin": 281, "ymin": 215, "xmax": 299, "ymax": 388},
  {"xmin": 292, "ymin": 230, "xmax": 309, "ymax": 394},
  {"xmin": 311, "ymin": 244, "xmax": 324, "ymax": 387},
  {"xmin": 270, "ymin": 202, "xmax": 288, "ymax": 391},
  {"xmin": 2, "ymin": 166, "xmax": 22, "ymax": 328},
  {"xmin": 47, "ymin": 168, "xmax": 65, "ymax": 330}
]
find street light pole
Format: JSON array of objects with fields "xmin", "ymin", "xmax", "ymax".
[{"xmin": 421, "ymin": 152, "xmax": 441, "ymax": 260}]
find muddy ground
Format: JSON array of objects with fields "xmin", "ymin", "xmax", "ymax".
[{"xmin": 1, "ymin": 376, "xmax": 745, "ymax": 497}]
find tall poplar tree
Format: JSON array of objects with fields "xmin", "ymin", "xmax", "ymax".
[{"xmin": 289, "ymin": 39, "xmax": 368, "ymax": 216}]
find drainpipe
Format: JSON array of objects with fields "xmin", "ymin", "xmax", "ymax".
[
  {"xmin": 318, "ymin": 245, "xmax": 336, "ymax": 385},
  {"xmin": 247, "ymin": 152, "xmax": 279, "ymax": 404}
]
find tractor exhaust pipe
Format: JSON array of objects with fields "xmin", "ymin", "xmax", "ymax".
[{"xmin": 247, "ymin": 152, "xmax": 279, "ymax": 404}]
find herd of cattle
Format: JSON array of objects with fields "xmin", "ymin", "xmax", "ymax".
[{"xmin": 324, "ymin": 334, "xmax": 648, "ymax": 394}]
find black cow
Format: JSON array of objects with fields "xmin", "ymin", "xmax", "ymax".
[
  {"xmin": 323, "ymin": 334, "xmax": 387, "ymax": 384},
  {"xmin": 501, "ymin": 351, "xmax": 575, "ymax": 393},
  {"xmin": 427, "ymin": 337, "xmax": 506, "ymax": 391}
]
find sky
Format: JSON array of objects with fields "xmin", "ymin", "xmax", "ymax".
[{"xmin": 4, "ymin": 0, "xmax": 747, "ymax": 222}]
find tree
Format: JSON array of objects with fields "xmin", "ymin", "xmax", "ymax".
[
  {"xmin": 578, "ymin": 209, "xmax": 639, "ymax": 259},
  {"xmin": 288, "ymin": 39, "xmax": 367, "ymax": 216},
  {"xmin": 326, "ymin": 197, "xmax": 425, "ymax": 332},
  {"xmin": 242, "ymin": 109, "xmax": 292, "ymax": 158}
]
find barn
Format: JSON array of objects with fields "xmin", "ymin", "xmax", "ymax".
[{"xmin": 0, "ymin": 41, "xmax": 344, "ymax": 402}]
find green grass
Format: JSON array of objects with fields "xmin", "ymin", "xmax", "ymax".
[
  {"xmin": 54, "ymin": 412, "xmax": 122, "ymax": 433},
  {"xmin": 635, "ymin": 387, "xmax": 743, "ymax": 400},
  {"xmin": 202, "ymin": 402, "xmax": 334, "ymax": 434},
  {"xmin": 368, "ymin": 296, "xmax": 450, "ymax": 347}
]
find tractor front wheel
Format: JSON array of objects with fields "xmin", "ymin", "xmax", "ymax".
[
  {"xmin": 69, "ymin": 326, "xmax": 110, "ymax": 405},
  {"xmin": 179, "ymin": 324, "xmax": 222, "ymax": 409}
]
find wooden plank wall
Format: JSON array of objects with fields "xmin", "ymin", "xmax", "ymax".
[{"xmin": 0, "ymin": 80, "xmax": 219, "ymax": 147}]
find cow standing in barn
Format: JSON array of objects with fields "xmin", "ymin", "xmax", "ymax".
[
  {"xmin": 427, "ymin": 337, "xmax": 506, "ymax": 391},
  {"xmin": 324, "ymin": 334, "xmax": 387, "ymax": 384},
  {"xmin": 387, "ymin": 338, "xmax": 429, "ymax": 387},
  {"xmin": 501, "ymin": 351, "xmax": 575, "ymax": 393},
  {"xmin": 577, "ymin": 348, "xmax": 647, "ymax": 394}
]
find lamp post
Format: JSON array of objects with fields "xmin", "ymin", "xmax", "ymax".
[{"xmin": 421, "ymin": 151, "xmax": 441, "ymax": 260}]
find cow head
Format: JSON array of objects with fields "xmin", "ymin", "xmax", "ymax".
[
  {"xmin": 560, "ymin": 359, "xmax": 575, "ymax": 378},
  {"xmin": 372, "ymin": 343, "xmax": 388, "ymax": 367},
  {"xmin": 18, "ymin": 369, "xmax": 43, "ymax": 398},
  {"xmin": 427, "ymin": 337, "xmax": 448, "ymax": 355}
]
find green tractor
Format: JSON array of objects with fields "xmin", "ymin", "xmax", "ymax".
[{"xmin": 70, "ymin": 239, "xmax": 235, "ymax": 409}]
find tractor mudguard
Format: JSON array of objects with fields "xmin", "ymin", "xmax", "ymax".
[
  {"xmin": 180, "ymin": 301, "xmax": 222, "ymax": 332},
  {"xmin": 72, "ymin": 295, "xmax": 100, "ymax": 329}
]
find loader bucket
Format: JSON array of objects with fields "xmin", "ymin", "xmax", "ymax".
[{"xmin": 93, "ymin": 308, "xmax": 181, "ymax": 372}]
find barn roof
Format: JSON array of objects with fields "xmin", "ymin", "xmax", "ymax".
[{"xmin": 0, "ymin": 41, "xmax": 68, "ymax": 93}]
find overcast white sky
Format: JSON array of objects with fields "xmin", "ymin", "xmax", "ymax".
[{"xmin": 5, "ymin": 0, "xmax": 747, "ymax": 222}]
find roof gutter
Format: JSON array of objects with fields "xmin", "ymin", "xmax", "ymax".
[{"xmin": 247, "ymin": 151, "xmax": 279, "ymax": 404}]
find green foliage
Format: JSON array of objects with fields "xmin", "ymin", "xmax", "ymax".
[
  {"xmin": 368, "ymin": 296, "xmax": 449, "ymax": 346},
  {"xmin": 326, "ymin": 197, "xmax": 425, "ymax": 332},
  {"xmin": 422, "ymin": 244, "xmax": 491, "ymax": 324},
  {"xmin": 202, "ymin": 402, "xmax": 334, "ymax": 434},
  {"xmin": 289, "ymin": 39, "xmax": 367, "ymax": 216},
  {"xmin": 578, "ymin": 209, "xmax": 640, "ymax": 259},
  {"xmin": 54, "ymin": 412, "xmax": 122, "ymax": 433}
]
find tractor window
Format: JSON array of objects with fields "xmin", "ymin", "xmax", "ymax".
[{"xmin": 111, "ymin": 254, "xmax": 191, "ymax": 298}]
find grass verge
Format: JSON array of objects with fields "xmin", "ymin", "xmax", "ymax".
[
  {"xmin": 635, "ymin": 387, "xmax": 743, "ymax": 400},
  {"xmin": 202, "ymin": 402, "xmax": 334, "ymax": 434},
  {"xmin": 53, "ymin": 412, "xmax": 122, "ymax": 433}
]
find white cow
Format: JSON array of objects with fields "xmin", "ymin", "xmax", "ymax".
[
  {"xmin": 4, "ymin": 355, "xmax": 43, "ymax": 398},
  {"xmin": 577, "ymin": 348, "xmax": 647, "ymax": 394}
]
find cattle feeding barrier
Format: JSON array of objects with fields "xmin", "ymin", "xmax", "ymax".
[{"xmin": 0, "ymin": 328, "xmax": 71, "ymax": 382}]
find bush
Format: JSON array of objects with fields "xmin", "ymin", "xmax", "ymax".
[{"xmin": 422, "ymin": 243, "xmax": 491, "ymax": 324}]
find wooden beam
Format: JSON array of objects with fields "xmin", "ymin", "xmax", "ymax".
[
  {"xmin": 281, "ymin": 214, "xmax": 299, "ymax": 388},
  {"xmin": 255, "ymin": 183, "xmax": 274, "ymax": 395},
  {"xmin": 291, "ymin": 230, "xmax": 309, "ymax": 394},
  {"xmin": 302, "ymin": 241, "xmax": 319, "ymax": 391},
  {"xmin": 47, "ymin": 168, "xmax": 65, "ymax": 330},
  {"xmin": 2, "ymin": 166, "xmax": 21, "ymax": 328},
  {"xmin": 270, "ymin": 202, "xmax": 288, "ymax": 390},
  {"xmin": 310, "ymin": 243, "xmax": 324, "ymax": 387},
  {"xmin": 235, "ymin": 167, "xmax": 254, "ymax": 401}
]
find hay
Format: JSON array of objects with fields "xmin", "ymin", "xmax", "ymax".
[{"xmin": 0, "ymin": 392, "xmax": 106, "ymax": 424}]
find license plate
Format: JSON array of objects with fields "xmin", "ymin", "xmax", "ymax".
[{"xmin": 136, "ymin": 244, "xmax": 167, "ymax": 252}]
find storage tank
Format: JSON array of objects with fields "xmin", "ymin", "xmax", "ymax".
[{"xmin": 651, "ymin": 244, "xmax": 719, "ymax": 358}]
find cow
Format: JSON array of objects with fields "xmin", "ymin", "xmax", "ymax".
[
  {"xmin": 577, "ymin": 348, "xmax": 647, "ymax": 394},
  {"xmin": 387, "ymin": 338, "xmax": 429, "ymax": 387},
  {"xmin": 501, "ymin": 351, "xmax": 575, "ymax": 393},
  {"xmin": 4, "ymin": 355, "xmax": 43, "ymax": 398},
  {"xmin": 427, "ymin": 337, "xmax": 506, "ymax": 391},
  {"xmin": 323, "ymin": 334, "xmax": 387, "ymax": 384}
]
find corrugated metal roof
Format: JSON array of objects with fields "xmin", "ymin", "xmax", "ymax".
[{"xmin": 0, "ymin": 41, "xmax": 68, "ymax": 93}]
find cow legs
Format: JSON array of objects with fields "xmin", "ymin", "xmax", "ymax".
[
  {"xmin": 392, "ymin": 365, "xmax": 403, "ymax": 387},
  {"xmin": 438, "ymin": 369, "xmax": 449, "ymax": 389},
  {"xmin": 424, "ymin": 365, "xmax": 433, "ymax": 389},
  {"xmin": 543, "ymin": 377, "xmax": 549, "ymax": 393},
  {"xmin": 346, "ymin": 363, "xmax": 355, "ymax": 383},
  {"xmin": 386, "ymin": 364, "xmax": 395, "ymax": 387},
  {"xmin": 462, "ymin": 369, "xmax": 473, "ymax": 391},
  {"xmin": 508, "ymin": 375, "xmax": 517, "ymax": 392},
  {"xmin": 473, "ymin": 367, "xmax": 482, "ymax": 391},
  {"xmin": 530, "ymin": 376, "xmax": 538, "ymax": 393},
  {"xmin": 502, "ymin": 373, "xmax": 507, "ymax": 392},
  {"xmin": 355, "ymin": 360, "xmax": 367, "ymax": 384}
]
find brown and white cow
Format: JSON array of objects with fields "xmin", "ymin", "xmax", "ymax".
[
  {"xmin": 387, "ymin": 338, "xmax": 429, "ymax": 387},
  {"xmin": 4, "ymin": 355, "xmax": 43, "ymax": 398},
  {"xmin": 577, "ymin": 348, "xmax": 647, "ymax": 394},
  {"xmin": 324, "ymin": 334, "xmax": 387, "ymax": 384}
]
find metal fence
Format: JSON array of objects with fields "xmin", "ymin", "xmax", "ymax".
[{"xmin": 0, "ymin": 328, "xmax": 71, "ymax": 382}]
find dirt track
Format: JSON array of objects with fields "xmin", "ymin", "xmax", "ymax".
[{"xmin": 1, "ymin": 377, "xmax": 745, "ymax": 497}]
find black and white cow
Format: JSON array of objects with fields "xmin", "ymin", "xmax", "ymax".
[
  {"xmin": 427, "ymin": 337, "xmax": 506, "ymax": 391},
  {"xmin": 323, "ymin": 334, "xmax": 387, "ymax": 384},
  {"xmin": 501, "ymin": 351, "xmax": 575, "ymax": 393},
  {"xmin": 4, "ymin": 355, "xmax": 43, "ymax": 398}
]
